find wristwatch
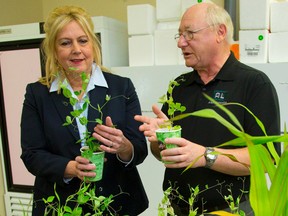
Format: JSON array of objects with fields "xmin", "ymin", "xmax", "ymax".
[{"xmin": 204, "ymin": 147, "xmax": 218, "ymax": 168}]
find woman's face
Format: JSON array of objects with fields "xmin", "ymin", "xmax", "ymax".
[{"xmin": 56, "ymin": 20, "xmax": 94, "ymax": 74}]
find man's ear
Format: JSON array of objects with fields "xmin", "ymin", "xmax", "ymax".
[{"xmin": 216, "ymin": 24, "xmax": 227, "ymax": 43}]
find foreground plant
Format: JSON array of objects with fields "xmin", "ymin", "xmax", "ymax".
[
  {"xmin": 158, "ymin": 180, "xmax": 248, "ymax": 216},
  {"xmin": 43, "ymin": 182, "xmax": 125, "ymax": 216},
  {"xmin": 170, "ymin": 94, "xmax": 288, "ymax": 216}
]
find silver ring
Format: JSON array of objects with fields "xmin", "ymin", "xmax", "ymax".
[{"xmin": 110, "ymin": 142, "xmax": 114, "ymax": 148}]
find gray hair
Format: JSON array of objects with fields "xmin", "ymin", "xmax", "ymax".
[{"xmin": 205, "ymin": 3, "xmax": 234, "ymax": 44}]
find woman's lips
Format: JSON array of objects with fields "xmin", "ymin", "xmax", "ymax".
[{"xmin": 70, "ymin": 59, "xmax": 83, "ymax": 64}]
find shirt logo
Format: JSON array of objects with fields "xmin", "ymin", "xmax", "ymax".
[{"xmin": 212, "ymin": 90, "xmax": 227, "ymax": 104}]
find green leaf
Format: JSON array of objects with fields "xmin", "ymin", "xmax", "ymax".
[
  {"xmin": 248, "ymin": 142, "xmax": 271, "ymax": 215},
  {"xmin": 62, "ymin": 87, "xmax": 72, "ymax": 98},
  {"xmin": 69, "ymin": 97, "xmax": 78, "ymax": 106},
  {"xmin": 63, "ymin": 206, "xmax": 72, "ymax": 213},
  {"xmin": 42, "ymin": 196, "xmax": 55, "ymax": 204},
  {"xmin": 77, "ymin": 194, "xmax": 89, "ymax": 205},
  {"xmin": 171, "ymin": 109, "xmax": 243, "ymax": 138},
  {"xmin": 269, "ymin": 146, "xmax": 288, "ymax": 215},
  {"xmin": 70, "ymin": 110, "xmax": 81, "ymax": 118},
  {"xmin": 96, "ymin": 118, "xmax": 103, "ymax": 125},
  {"xmin": 79, "ymin": 116, "xmax": 88, "ymax": 125}
]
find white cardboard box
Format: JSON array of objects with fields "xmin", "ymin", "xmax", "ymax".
[
  {"xmin": 270, "ymin": 2, "xmax": 288, "ymax": 33},
  {"xmin": 239, "ymin": 0, "xmax": 270, "ymax": 30},
  {"xmin": 92, "ymin": 16, "xmax": 128, "ymax": 67},
  {"xmin": 154, "ymin": 29, "xmax": 180, "ymax": 65},
  {"xmin": 127, "ymin": 4, "xmax": 156, "ymax": 35},
  {"xmin": 269, "ymin": 32, "xmax": 288, "ymax": 63},
  {"xmin": 239, "ymin": 30, "xmax": 269, "ymax": 63},
  {"xmin": 128, "ymin": 35, "xmax": 154, "ymax": 66},
  {"xmin": 156, "ymin": 0, "xmax": 181, "ymax": 21},
  {"xmin": 157, "ymin": 21, "xmax": 180, "ymax": 30}
]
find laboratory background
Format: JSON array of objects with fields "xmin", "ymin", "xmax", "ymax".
[{"xmin": 0, "ymin": 0, "xmax": 287, "ymax": 215}]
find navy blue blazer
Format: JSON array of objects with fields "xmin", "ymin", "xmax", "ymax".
[{"xmin": 21, "ymin": 71, "xmax": 149, "ymax": 215}]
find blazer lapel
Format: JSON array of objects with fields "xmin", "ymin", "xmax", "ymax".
[{"xmin": 51, "ymin": 91, "xmax": 80, "ymax": 140}]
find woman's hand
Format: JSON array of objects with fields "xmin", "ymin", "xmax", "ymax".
[
  {"xmin": 64, "ymin": 157, "xmax": 97, "ymax": 181},
  {"xmin": 93, "ymin": 116, "xmax": 133, "ymax": 161}
]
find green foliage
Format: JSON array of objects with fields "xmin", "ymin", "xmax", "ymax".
[
  {"xmin": 168, "ymin": 93, "xmax": 288, "ymax": 216},
  {"xmin": 158, "ymin": 79, "xmax": 186, "ymax": 128},
  {"xmin": 158, "ymin": 181, "xmax": 240, "ymax": 216},
  {"xmin": 60, "ymin": 71, "xmax": 128, "ymax": 153},
  {"xmin": 42, "ymin": 182, "xmax": 123, "ymax": 216}
]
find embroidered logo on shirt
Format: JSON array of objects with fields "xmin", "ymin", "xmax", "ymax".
[{"xmin": 212, "ymin": 90, "xmax": 227, "ymax": 104}]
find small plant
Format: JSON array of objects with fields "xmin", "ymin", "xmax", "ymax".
[
  {"xmin": 60, "ymin": 70, "xmax": 128, "ymax": 155},
  {"xmin": 43, "ymin": 182, "xmax": 126, "ymax": 216},
  {"xmin": 158, "ymin": 79, "xmax": 186, "ymax": 129},
  {"xmin": 158, "ymin": 180, "xmax": 240, "ymax": 216},
  {"xmin": 216, "ymin": 177, "xmax": 248, "ymax": 216}
]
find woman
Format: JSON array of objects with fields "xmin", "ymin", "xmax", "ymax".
[{"xmin": 20, "ymin": 5, "xmax": 148, "ymax": 215}]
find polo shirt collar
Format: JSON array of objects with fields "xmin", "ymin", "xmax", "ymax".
[{"xmin": 184, "ymin": 52, "xmax": 236, "ymax": 86}]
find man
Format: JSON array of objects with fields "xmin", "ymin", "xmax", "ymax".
[{"xmin": 135, "ymin": 2, "xmax": 280, "ymax": 215}]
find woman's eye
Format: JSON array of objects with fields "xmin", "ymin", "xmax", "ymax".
[
  {"xmin": 79, "ymin": 39, "xmax": 88, "ymax": 45},
  {"xmin": 60, "ymin": 41, "xmax": 71, "ymax": 47}
]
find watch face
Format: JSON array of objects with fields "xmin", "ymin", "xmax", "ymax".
[
  {"xmin": 207, "ymin": 153, "xmax": 217, "ymax": 160},
  {"xmin": 205, "ymin": 148, "xmax": 217, "ymax": 168}
]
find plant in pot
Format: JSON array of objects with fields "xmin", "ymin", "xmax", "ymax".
[
  {"xmin": 61, "ymin": 72, "xmax": 106, "ymax": 182},
  {"xmin": 156, "ymin": 79, "xmax": 186, "ymax": 163},
  {"xmin": 42, "ymin": 71, "xmax": 129, "ymax": 215},
  {"xmin": 60, "ymin": 71, "xmax": 127, "ymax": 182}
]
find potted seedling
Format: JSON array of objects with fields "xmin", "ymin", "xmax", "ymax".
[
  {"xmin": 156, "ymin": 79, "xmax": 186, "ymax": 163},
  {"xmin": 42, "ymin": 71, "xmax": 129, "ymax": 215},
  {"xmin": 61, "ymin": 72, "xmax": 105, "ymax": 182},
  {"xmin": 61, "ymin": 71, "xmax": 127, "ymax": 181}
]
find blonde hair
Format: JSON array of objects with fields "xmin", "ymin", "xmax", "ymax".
[
  {"xmin": 39, "ymin": 5, "xmax": 103, "ymax": 87},
  {"xmin": 205, "ymin": 3, "xmax": 234, "ymax": 44}
]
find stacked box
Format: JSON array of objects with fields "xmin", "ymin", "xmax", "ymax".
[
  {"xmin": 270, "ymin": 2, "xmax": 288, "ymax": 33},
  {"xmin": 154, "ymin": 29, "xmax": 180, "ymax": 65},
  {"xmin": 128, "ymin": 35, "xmax": 155, "ymax": 66},
  {"xmin": 239, "ymin": 30, "xmax": 269, "ymax": 63},
  {"xmin": 269, "ymin": 32, "xmax": 288, "ymax": 63},
  {"xmin": 156, "ymin": 0, "xmax": 181, "ymax": 21},
  {"xmin": 239, "ymin": 0, "xmax": 271, "ymax": 30},
  {"xmin": 127, "ymin": 4, "xmax": 156, "ymax": 35},
  {"xmin": 127, "ymin": 4, "xmax": 156, "ymax": 66},
  {"xmin": 157, "ymin": 21, "xmax": 180, "ymax": 30}
]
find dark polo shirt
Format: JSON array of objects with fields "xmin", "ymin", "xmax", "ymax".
[{"xmin": 162, "ymin": 53, "xmax": 280, "ymax": 212}]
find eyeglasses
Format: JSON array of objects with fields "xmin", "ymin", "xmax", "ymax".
[{"xmin": 174, "ymin": 25, "xmax": 213, "ymax": 42}]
